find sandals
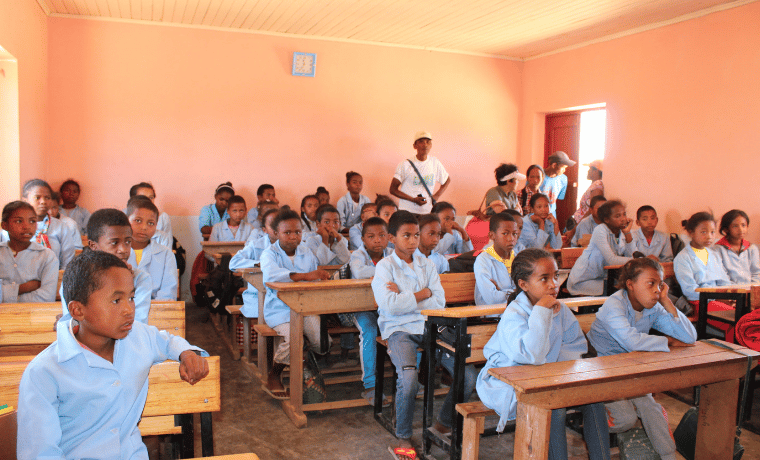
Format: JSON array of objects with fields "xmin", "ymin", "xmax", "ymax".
[
  {"xmin": 388, "ymin": 446, "xmax": 417, "ymax": 460},
  {"xmin": 261, "ymin": 384, "xmax": 290, "ymax": 400}
]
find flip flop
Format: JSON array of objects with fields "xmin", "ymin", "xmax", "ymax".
[
  {"xmin": 261, "ymin": 384, "xmax": 290, "ymax": 400},
  {"xmin": 387, "ymin": 446, "xmax": 417, "ymax": 460}
]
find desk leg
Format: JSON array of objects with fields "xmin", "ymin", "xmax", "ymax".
[
  {"xmin": 696, "ymin": 379, "xmax": 739, "ymax": 460},
  {"xmin": 242, "ymin": 317, "xmax": 251, "ymax": 363},
  {"xmin": 282, "ymin": 309, "xmax": 308, "ymax": 428},
  {"xmin": 514, "ymin": 403, "xmax": 551, "ymax": 460},
  {"xmin": 698, "ymin": 293, "xmax": 708, "ymax": 340},
  {"xmin": 257, "ymin": 288, "xmax": 268, "ymax": 378}
]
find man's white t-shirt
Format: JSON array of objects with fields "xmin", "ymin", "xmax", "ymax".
[{"xmin": 393, "ymin": 156, "xmax": 449, "ymax": 214}]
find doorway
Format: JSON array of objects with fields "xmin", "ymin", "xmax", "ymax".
[{"xmin": 0, "ymin": 44, "xmax": 20, "ymax": 204}]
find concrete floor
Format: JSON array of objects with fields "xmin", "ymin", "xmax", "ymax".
[{"xmin": 181, "ymin": 302, "xmax": 760, "ymax": 460}]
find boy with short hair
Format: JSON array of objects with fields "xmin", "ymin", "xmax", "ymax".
[
  {"xmin": 127, "ymin": 196, "xmax": 178, "ymax": 300},
  {"xmin": 304, "ymin": 204, "xmax": 351, "ymax": 265},
  {"xmin": 571, "ymin": 195, "xmax": 607, "ymax": 247},
  {"xmin": 474, "ymin": 212, "xmax": 519, "ymax": 305},
  {"xmin": 372, "ymin": 211, "xmax": 475, "ymax": 458},
  {"xmin": 247, "ymin": 184, "xmax": 279, "ymax": 227},
  {"xmin": 539, "ymin": 151, "xmax": 576, "ymax": 217},
  {"xmin": 18, "ymin": 250, "xmax": 209, "ymax": 459},
  {"xmin": 209, "ymin": 195, "xmax": 253, "ymax": 243},
  {"xmin": 416, "ymin": 214, "xmax": 450, "ymax": 274},
  {"xmin": 633, "ymin": 205, "xmax": 674, "ymax": 262},
  {"xmin": 349, "ymin": 203, "xmax": 377, "ymax": 250}
]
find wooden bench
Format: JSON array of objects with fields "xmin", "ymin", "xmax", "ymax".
[
  {"xmin": 201, "ymin": 241, "xmax": 245, "ymax": 258},
  {"xmin": 456, "ymin": 401, "xmax": 503, "ymax": 460}
]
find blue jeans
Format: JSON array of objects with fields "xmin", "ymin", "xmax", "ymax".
[
  {"xmin": 387, "ymin": 331, "xmax": 477, "ymax": 439},
  {"xmin": 549, "ymin": 403, "xmax": 611, "ymax": 460},
  {"xmin": 337, "ymin": 312, "xmax": 378, "ymax": 389}
]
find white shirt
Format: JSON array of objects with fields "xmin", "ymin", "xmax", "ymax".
[{"xmin": 393, "ymin": 156, "xmax": 449, "ymax": 214}]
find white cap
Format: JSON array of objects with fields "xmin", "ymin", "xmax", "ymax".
[{"xmin": 414, "ymin": 131, "xmax": 433, "ymax": 142}]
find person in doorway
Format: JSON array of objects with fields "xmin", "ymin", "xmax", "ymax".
[
  {"xmin": 539, "ymin": 151, "xmax": 576, "ymax": 219},
  {"xmin": 564, "ymin": 159, "xmax": 604, "ymax": 243},
  {"xmin": 389, "ymin": 131, "xmax": 450, "ymax": 216}
]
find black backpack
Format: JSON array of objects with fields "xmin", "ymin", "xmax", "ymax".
[{"xmin": 670, "ymin": 233, "xmax": 686, "ymax": 257}]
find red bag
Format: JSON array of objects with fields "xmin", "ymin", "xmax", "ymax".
[{"xmin": 735, "ymin": 308, "xmax": 760, "ymax": 351}]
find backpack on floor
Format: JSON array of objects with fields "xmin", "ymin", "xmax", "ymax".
[{"xmin": 303, "ymin": 348, "xmax": 326, "ymax": 404}]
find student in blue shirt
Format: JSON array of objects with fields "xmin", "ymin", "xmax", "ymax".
[
  {"xmin": 712, "ymin": 209, "xmax": 760, "ymax": 284},
  {"xmin": 300, "ymin": 194, "xmax": 320, "ymax": 236},
  {"xmin": 260, "ymin": 209, "xmax": 331, "ymax": 399},
  {"xmin": 127, "ymin": 196, "xmax": 178, "ymax": 301},
  {"xmin": 474, "ymin": 212, "xmax": 518, "ymax": 305},
  {"xmin": 588, "ymin": 258, "xmax": 695, "ymax": 460},
  {"xmin": 571, "ymin": 195, "xmax": 606, "ymax": 247},
  {"xmin": 21, "ymin": 179, "xmax": 79, "ymax": 270},
  {"xmin": 377, "ymin": 199, "xmax": 398, "ymax": 250},
  {"xmin": 0, "ymin": 201, "xmax": 58, "ymax": 303},
  {"xmin": 415, "ymin": 214, "xmax": 450, "ymax": 274},
  {"xmin": 198, "ymin": 182, "xmax": 234, "ymax": 236},
  {"xmin": 129, "ymin": 182, "xmax": 173, "ymax": 242},
  {"xmin": 208, "ymin": 195, "xmax": 254, "ymax": 243},
  {"xmin": 371, "ymin": 211, "xmax": 476, "ymax": 459},
  {"xmin": 17, "ymin": 250, "xmax": 209, "ymax": 460},
  {"xmin": 632, "ymin": 205, "xmax": 673, "ymax": 262},
  {"xmin": 349, "ymin": 203, "xmax": 378, "ymax": 250},
  {"xmin": 518, "ymin": 193, "xmax": 562, "ymax": 250},
  {"xmin": 432, "ymin": 201, "xmax": 473, "ymax": 255},
  {"xmin": 337, "ymin": 171, "xmax": 372, "ymax": 229},
  {"xmin": 58, "ymin": 179, "xmax": 91, "ymax": 237},
  {"xmin": 246, "ymin": 183, "xmax": 279, "ymax": 227},
  {"xmin": 539, "ymin": 151, "xmax": 576, "ymax": 217},
  {"xmin": 476, "ymin": 249, "xmax": 610, "ymax": 459},
  {"xmin": 304, "ymin": 204, "xmax": 351, "ymax": 265}
]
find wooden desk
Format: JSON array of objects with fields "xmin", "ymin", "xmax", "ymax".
[
  {"xmin": 201, "ymin": 241, "xmax": 245, "ymax": 258},
  {"xmin": 695, "ymin": 284, "xmax": 756, "ymax": 340},
  {"xmin": 604, "ymin": 261, "xmax": 674, "ymax": 296},
  {"xmin": 488, "ymin": 341, "xmax": 758, "ymax": 460}
]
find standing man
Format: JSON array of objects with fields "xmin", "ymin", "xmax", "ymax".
[
  {"xmin": 389, "ymin": 131, "xmax": 451, "ymax": 216},
  {"xmin": 540, "ymin": 151, "xmax": 576, "ymax": 218}
]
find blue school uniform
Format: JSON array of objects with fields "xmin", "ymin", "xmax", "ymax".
[
  {"xmin": 229, "ymin": 234, "xmax": 275, "ymax": 318},
  {"xmin": 128, "ymin": 243, "xmax": 178, "ymax": 300},
  {"xmin": 350, "ymin": 245, "xmax": 393, "ymax": 279},
  {"xmin": 209, "ymin": 219, "xmax": 253, "ymax": 243},
  {"xmin": 711, "ymin": 239, "xmax": 760, "ymax": 285},
  {"xmin": 476, "ymin": 292, "xmax": 586, "ymax": 431},
  {"xmin": 36, "ymin": 216, "xmax": 79, "ymax": 270},
  {"xmin": 567, "ymin": 224, "xmax": 635, "ymax": 296},
  {"xmin": 632, "ymin": 229, "xmax": 673, "ymax": 262},
  {"xmin": 0, "ymin": 242, "xmax": 58, "ymax": 303},
  {"xmin": 371, "ymin": 252, "xmax": 445, "ymax": 340},
  {"xmin": 349, "ymin": 222, "xmax": 363, "ymax": 251},
  {"xmin": 571, "ymin": 215, "xmax": 600, "ymax": 247},
  {"xmin": 539, "ymin": 174, "xmax": 567, "ymax": 217},
  {"xmin": 152, "ymin": 229, "xmax": 172, "ymax": 248},
  {"xmin": 435, "ymin": 231, "xmax": 474, "ymax": 255},
  {"xmin": 157, "ymin": 212, "xmax": 172, "ymax": 241},
  {"xmin": 198, "ymin": 203, "xmax": 229, "ymax": 232},
  {"xmin": 246, "ymin": 207, "xmax": 259, "ymax": 227},
  {"xmin": 304, "ymin": 234, "xmax": 351, "ymax": 265},
  {"xmin": 59, "ymin": 205, "xmax": 91, "ymax": 236},
  {"xmin": 415, "ymin": 248, "xmax": 450, "ymax": 274},
  {"xmin": 673, "ymin": 246, "xmax": 731, "ymax": 301},
  {"xmin": 260, "ymin": 240, "xmax": 320, "ymax": 328},
  {"xmin": 473, "ymin": 250, "xmax": 515, "ymax": 305},
  {"xmin": 518, "ymin": 214, "xmax": 562, "ymax": 250},
  {"xmin": 336, "ymin": 192, "xmax": 371, "ymax": 229},
  {"xmin": 588, "ymin": 290, "xmax": 696, "ymax": 356},
  {"xmin": 17, "ymin": 319, "xmax": 206, "ymax": 460}
]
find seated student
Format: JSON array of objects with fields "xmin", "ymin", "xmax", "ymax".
[
  {"xmin": 346, "ymin": 216, "xmax": 393, "ymax": 403},
  {"xmin": 229, "ymin": 208, "xmax": 279, "ymax": 320},
  {"xmin": 376, "ymin": 199, "xmax": 398, "ymax": 250},
  {"xmin": 674, "ymin": 212, "xmax": 733, "ymax": 336},
  {"xmin": 504, "ymin": 209, "xmax": 526, "ymax": 254},
  {"xmin": 58, "ymin": 179, "xmax": 91, "ymax": 237},
  {"xmin": 432, "ymin": 201, "xmax": 473, "ymax": 255},
  {"xmin": 316, "ymin": 186, "xmax": 331, "ymax": 206},
  {"xmin": 0, "ymin": 201, "xmax": 58, "ymax": 302},
  {"xmin": 416, "ymin": 214, "xmax": 450, "ymax": 274},
  {"xmin": 209, "ymin": 195, "xmax": 253, "ymax": 243},
  {"xmin": 476, "ymin": 249, "xmax": 611, "ymax": 459},
  {"xmin": 260, "ymin": 209, "xmax": 331, "ymax": 399},
  {"xmin": 337, "ymin": 171, "xmax": 372, "ymax": 230},
  {"xmin": 48, "ymin": 192, "xmax": 81, "ymax": 240},
  {"xmin": 247, "ymin": 199, "xmax": 279, "ymax": 242},
  {"xmin": 17, "ymin": 250, "xmax": 209, "ymax": 460},
  {"xmin": 518, "ymin": 193, "xmax": 562, "ymax": 250},
  {"xmin": 126, "ymin": 196, "xmax": 178, "ymax": 300},
  {"xmin": 712, "ymin": 209, "xmax": 760, "ymax": 284},
  {"xmin": 632, "ymin": 205, "xmax": 673, "ymax": 262},
  {"xmin": 247, "ymin": 183, "xmax": 279, "ymax": 227},
  {"xmin": 567, "ymin": 200, "xmax": 635, "ymax": 296},
  {"xmin": 474, "ymin": 212, "xmax": 518, "ymax": 305},
  {"xmin": 304, "ymin": 204, "xmax": 351, "ymax": 265},
  {"xmin": 571, "ymin": 195, "xmax": 607, "ymax": 247},
  {"xmin": 198, "ymin": 182, "xmax": 235, "ymax": 237},
  {"xmin": 371, "ymin": 211, "xmax": 477, "ymax": 459},
  {"xmin": 130, "ymin": 182, "xmax": 173, "ymax": 242},
  {"xmin": 60, "ymin": 209, "xmax": 153, "ymax": 323},
  {"xmin": 588, "ymin": 258, "xmax": 695, "ymax": 460},
  {"xmin": 349, "ymin": 203, "xmax": 378, "ymax": 250},
  {"xmin": 300, "ymin": 194, "xmax": 320, "ymax": 237}
]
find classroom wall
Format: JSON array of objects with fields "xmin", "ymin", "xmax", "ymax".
[
  {"xmin": 0, "ymin": 0, "xmax": 48, "ymax": 202},
  {"xmin": 520, "ymin": 1, "xmax": 760, "ymax": 240},
  {"xmin": 45, "ymin": 17, "xmax": 523, "ymax": 216}
]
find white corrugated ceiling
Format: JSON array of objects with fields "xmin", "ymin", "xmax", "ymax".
[{"xmin": 37, "ymin": 0, "xmax": 754, "ymax": 59}]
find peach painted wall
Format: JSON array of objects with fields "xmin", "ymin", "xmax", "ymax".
[
  {"xmin": 520, "ymin": 1, "xmax": 760, "ymax": 240},
  {"xmin": 0, "ymin": 0, "xmax": 47, "ymax": 201},
  {"xmin": 46, "ymin": 17, "xmax": 522, "ymax": 216}
]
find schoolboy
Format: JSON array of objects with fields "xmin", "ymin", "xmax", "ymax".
[
  {"xmin": 247, "ymin": 183, "xmax": 279, "ymax": 226},
  {"xmin": 260, "ymin": 209, "xmax": 331, "ymax": 399},
  {"xmin": 474, "ymin": 212, "xmax": 519, "ymax": 305},
  {"xmin": 58, "ymin": 179, "xmax": 91, "ymax": 237},
  {"xmin": 126, "ymin": 196, "xmax": 178, "ymax": 300},
  {"xmin": 571, "ymin": 195, "xmax": 607, "ymax": 247},
  {"xmin": 371, "ymin": 211, "xmax": 476, "ymax": 458},
  {"xmin": 416, "ymin": 214, "xmax": 450, "ymax": 274},
  {"xmin": 633, "ymin": 205, "xmax": 674, "ymax": 262},
  {"xmin": 539, "ymin": 151, "xmax": 576, "ymax": 217},
  {"xmin": 18, "ymin": 250, "xmax": 209, "ymax": 460},
  {"xmin": 304, "ymin": 204, "xmax": 351, "ymax": 265},
  {"xmin": 432, "ymin": 202, "xmax": 473, "ymax": 255},
  {"xmin": 60, "ymin": 209, "xmax": 153, "ymax": 323},
  {"xmin": 129, "ymin": 181, "xmax": 173, "ymax": 241},
  {"xmin": 349, "ymin": 203, "xmax": 377, "ymax": 250},
  {"xmin": 209, "ymin": 195, "xmax": 253, "ymax": 243},
  {"xmin": 0, "ymin": 201, "xmax": 58, "ymax": 303}
]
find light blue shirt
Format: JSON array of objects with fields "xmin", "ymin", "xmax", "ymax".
[
  {"xmin": 17, "ymin": 319, "xmax": 206, "ymax": 460},
  {"xmin": 587, "ymin": 290, "xmax": 696, "ymax": 357},
  {"xmin": 476, "ymin": 292, "xmax": 586, "ymax": 431},
  {"xmin": 246, "ymin": 207, "xmax": 260, "ymax": 227},
  {"xmin": 674, "ymin": 246, "xmax": 731, "ymax": 301},
  {"xmin": 156, "ymin": 212, "xmax": 173, "ymax": 241},
  {"xmin": 260, "ymin": 240, "xmax": 319, "ymax": 328},
  {"xmin": 435, "ymin": 231, "xmax": 474, "ymax": 255},
  {"xmin": 198, "ymin": 203, "xmax": 229, "ymax": 232},
  {"xmin": 568, "ymin": 224, "xmax": 635, "ymax": 292},
  {"xmin": 571, "ymin": 215, "xmax": 600, "ymax": 247},
  {"xmin": 228, "ymin": 234, "xmax": 275, "ymax": 318},
  {"xmin": 304, "ymin": 233, "xmax": 351, "ymax": 265},
  {"xmin": 59, "ymin": 205, "xmax": 91, "ymax": 237},
  {"xmin": 350, "ymin": 245, "xmax": 393, "ymax": 280},
  {"xmin": 518, "ymin": 214, "xmax": 562, "ymax": 250},
  {"xmin": 415, "ymin": 248, "xmax": 450, "ymax": 274},
  {"xmin": 0, "ymin": 242, "xmax": 58, "ymax": 303},
  {"xmin": 371, "ymin": 252, "xmax": 445, "ymax": 339},
  {"xmin": 151, "ymin": 230, "xmax": 172, "ymax": 249},
  {"xmin": 36, "ymin": 216, "xmax": 79, "ymax": 270},
  {"xmin": 632, "ymin": 229, "xmax": 673, "ymax": 262},
  {"xmin": 209, "ymin": 219, "xmax": 253, "ymax": 243},
  {"xmin": 473, "ymin": 250, "xmax": 515, "ymax": 306},
  {"xmin": 711, "ymin": 243, "xmax": 760, "ymax": 285},
  {"xmin": 539, "ymin": 174, "xmax": 567, "ymax": 217},
  {"xmin": 128, "ymin": 243, "xmax": 178, "ymax": 301},
  {"xmin": 336, "ymin": 192, "xmax": 371, "ymax": 229},
  {"xmin": 349, "ymin": 222, "xmax": 363, "ymax": 251}
]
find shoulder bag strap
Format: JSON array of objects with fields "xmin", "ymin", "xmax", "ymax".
[{"xmin": 407, "ymin": 159, "xmax": 436, "ymax": 206}]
